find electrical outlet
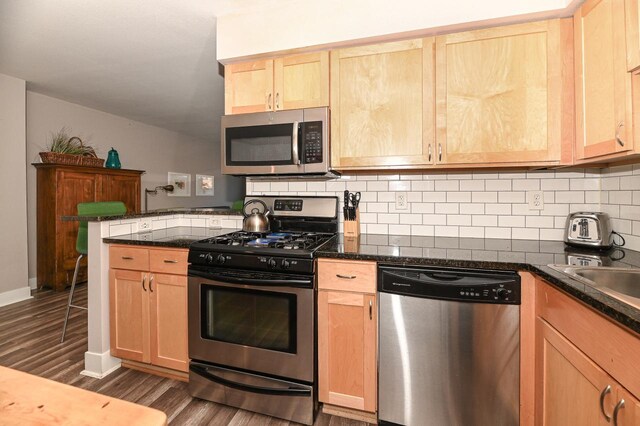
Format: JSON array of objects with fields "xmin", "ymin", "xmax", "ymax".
[
  {"xmin": 395, "ymin": 192, "xmax": 408, "ymax": 210},
  {"xmin": 139, "ymin": 219, "xmax": 152, "ymax": 232},
  {"xmin": 527, "ymin": 191, "xmax": 544, "ymax": 210},
  {"xmin": 209, "ymin": 217, "xmax": 221, "ymax": 228}
]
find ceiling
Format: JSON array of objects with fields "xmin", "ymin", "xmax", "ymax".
[{"xmin": 0, "ymin": 0, "xmax": 252, "ymax": 140}]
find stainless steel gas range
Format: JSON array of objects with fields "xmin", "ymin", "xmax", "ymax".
[{"xmin": 187, "ymin": 196, "xmax": 338, "ymax": 425}]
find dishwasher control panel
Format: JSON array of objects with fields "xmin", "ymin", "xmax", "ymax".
[{"xmin": 378, "ymin": 265, "xmax": 521, "ymax": 305}]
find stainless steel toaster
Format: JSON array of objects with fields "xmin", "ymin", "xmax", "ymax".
[{"xmin": 564, "ymin": 212, "xmax": 613, "ymax": 249}]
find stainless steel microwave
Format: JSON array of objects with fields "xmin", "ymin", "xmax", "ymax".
[{"xmin": 221, "ymin": 107, "xmax": 331, "ymax": 177}]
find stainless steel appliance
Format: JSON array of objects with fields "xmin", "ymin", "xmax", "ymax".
[
  {"xmin": 564, "ymin": 211, "xmax": 613, "ymax": 249},
  {"xmin": 242, "ymin": 199, "xmax": 270, "ymax": 232},
  {"xmin": 378, "ymin": 265, "xmax": 521, "ymax": 426},
  {"xmin": 221, "ymin": 107, "xmax": 335, "ymax": 177},
  {"xmin": 187, "ymin": 196, "xmax": 338, "ymax": 425}
]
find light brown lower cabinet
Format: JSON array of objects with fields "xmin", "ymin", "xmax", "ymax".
[
  {"xmin": 535, "ymin": 279, "xmax": 640, "ymax": 425},
  {"xmin": 109, "ymin": 245, "xmax": 188, "ymax": 374},
  {"xmin": 317, "ymin": 259, "xmax": 377, "ymax": 416}
]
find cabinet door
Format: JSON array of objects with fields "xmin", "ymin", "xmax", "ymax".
[
  {"xmin": 109, "ymin": 269, "xmax": 150, "ymax": 363},
  {"xmin": 101, "ymin": 174, "xmax": 141, "ymax": 213},
  {"xmin": 625, "ymin": 0, "xmax": 640, "ymax": 71},
  {"xmin": 273, "ymin": 52, "xmax": 329, "ymax": 110},
  {"xmin": 614, "ymin": 386, "xmax": 640, "ymax": 426},
  {"xmin": 224, "ymin": 59, "xmax": 274, "ymax": 114},
  {"xmin": 575, "ymin": 0, "xmax": 633, "ymax": 160},
  {"xmin": 56, "ymin": 170, "xmax": 98, "ymax": 287},
  {"xmin": 149, "ymin": 273, "xmax": 188, "ymax": 372},
  {"xmin": 318, "ymin": 290, "xmax": 376, "ymax": 412},
  {"xmin": 436, "ymin": 20, "xmax": 566, "ymax": 165},
  {"xmin": 330, "ymin": 38, "xmax": 435, "ymax": 169},
  {"xmin": 537, "ymin": 318, "xmax": 612, "ymax": 425}
]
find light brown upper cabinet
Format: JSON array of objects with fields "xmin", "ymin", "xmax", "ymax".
[
  {"xmin": 626, "ymin": 0, "xmax": 640, "ymax": 71},
  {"xmin": 224, "ymin": 52, "xmax": 329, "ymax": 114},
  {"xmin": 330, "ymin": 38, "xmax": 436, "ymax": 170},
  {"xmin": 575, "ymin": 0, "xmax": 634, "ymax": 161},
  {"xmin": 435, "ymin": 20, "xmax": 573, "ymax": 166}
]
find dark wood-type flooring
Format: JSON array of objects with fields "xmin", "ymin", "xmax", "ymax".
[{"xmin": 0, "ymin": 285, "xmax": 372, "ymax": 425}]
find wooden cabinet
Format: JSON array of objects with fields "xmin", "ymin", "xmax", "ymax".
[
  {"xmin": 575, "ymin": 0, "xmax": 635, "ymax": 161},
  {"xmin": 34, "ymin": 164, "xmax": 143, "ymax": 291},
  {"xmin": 109, "ymin": 245, "xmax": 188, "ymax": 374},
  {"xmin": 535, "ymin": 279, "xmax": 640, "ymax": 425},
  {"xmin": 626, "ymin": 0, "xmax": 640, "ymax": 71},
  {"xmin": 435, "ymin": 20, "xmax": 572, "ymax": 166},
  {"xmin": 317, "ymin": 259, "xmax": 377, "ymax": 417},
  {"xmin": 225, "ymin": 52, "xmax": 329, "ymax": 114},
  {"xmin": 330, "ymin": 39, "xmax": 435, "ymax": 169}
]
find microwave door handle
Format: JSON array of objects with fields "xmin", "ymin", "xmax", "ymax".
[
  {"xmin": 292, "ymin": 121, "xmax": 301, "ymax": 166},
  {"xmin": 190, "ymin": 364, "xmax": 311, "ymax": 396}
]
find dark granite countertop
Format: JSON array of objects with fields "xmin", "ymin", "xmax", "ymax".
[
  {"xmin": 318, "ymin": 233, "xmax": 640, "ymax": 334},
  {"xmin": 104, "ymin": 227, "xmax": 237, "ymax": 248},
  {"xmin": 63, "ymin": 208, "xmax": 242, "ymax": 222}
]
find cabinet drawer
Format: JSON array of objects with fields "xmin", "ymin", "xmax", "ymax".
[
  {"xmin": 318, "ymin": 259, "xmax": 376, "ymax": 293},
  {"xmin": 149, "ymin": 248, "xmax": 188, "ymax": 275},
  {"xmin": 110, "ymin": 246, "xmax": 149, "ymax": 271}
]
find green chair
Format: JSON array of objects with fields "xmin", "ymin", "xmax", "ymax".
[{"xmin": 61, "ymin": 201, "xmax": 127, "ymax": 343}]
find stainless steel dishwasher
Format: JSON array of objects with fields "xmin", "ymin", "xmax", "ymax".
[{"xmin": 378, "ymin": 265, "xmax": 521, "ymax": 426}]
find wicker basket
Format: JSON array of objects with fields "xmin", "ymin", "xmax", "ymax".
[{"xmin": 39, "ymin": 151, "xmax": 105, "ymax": 167}]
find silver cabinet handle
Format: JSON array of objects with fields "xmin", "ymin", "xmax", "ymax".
[
  {"xmin": 121, "ymin": 256, "xmax": 133, "ymax": 260},
  {"xmin": 267, "ymin": 93, "xmax": 272, "ymax": 110},
  {"xmin": 149, "ymin": 274, "xmax": 154, "ymax": 292},
  {"xmin": 613, "ymin": 399, "xmax": 625, "ymax": 426},
  {"xmin": 336, "ymin": 274, "xmax": 356, "ymax": 279},
  {"xmin": 428, "ymin": 144, "xmax": 432, "ymax": 162},
  {"xmin": 369, "ymin": 300, "xmax": 372, "ymax": 320},
  {"xmin": 163, "ymin": 259, "xmax": 178, "ymax": 264},
  {"xmin": 141, "ymin": 274, "xmax": 147, "ymax": 292},
  {"xmin": 599, "ymin": 385, "xmax": 612, "ymax": 421},
  {"xmin": 616, "ymin": 122, "xmax": 625, "ymax": 147},
  {"xmin": 275, "ymin": 92, "xmax": 280, "ymax": 109},
  {"xmin": 438, "ymin": 143, "xmax": 443, "ymax": 162},
  {"xmin": 292, "ymin": 121, "xmax": 300, "ymax": 166}
]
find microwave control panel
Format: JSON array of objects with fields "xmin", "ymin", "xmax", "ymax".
[{"xmin": 303, "ymin": 121, "xmax": 323, "ymax": 164}]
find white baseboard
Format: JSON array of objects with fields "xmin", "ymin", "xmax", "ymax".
[
  {"xmin": 82, "ymin": 350, "xmax": 121, "ymax": 379},
  {"xmin": 0, "ymin": 286, "xmax": 32, "ymax": 307},
  {"xmin": 28, "ymin": 277, "xmax": 37, "ymax": 290}
]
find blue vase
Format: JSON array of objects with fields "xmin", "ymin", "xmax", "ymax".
[{"xmin": 105, "ymin": 147, "xmax": 121, "ymax": 169}]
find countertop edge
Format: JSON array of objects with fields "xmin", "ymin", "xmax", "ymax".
[{"xmin": 64, "ymin": 209, "xmax": 242, "ymax": 221}]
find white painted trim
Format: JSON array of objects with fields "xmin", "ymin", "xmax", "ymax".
[
  {"xmin": 0, "ymin": 286, "xmax": 32, "ymax": 307},
  {"xmin": 28, "ymin": 277, "xmax": 37, "ymax": 290},
  {"xmin": 82, "ymin": 349, "xmax": 121, "ymax": 379}
]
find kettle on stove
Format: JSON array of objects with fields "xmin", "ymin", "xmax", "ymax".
[{"xmin": 242, "ymin": 199, "xmax": 270, "ymax": 232}]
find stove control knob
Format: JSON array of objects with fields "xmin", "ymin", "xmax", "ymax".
[
  {"xmin": 281, "ymin": 259, "xmax": 290, "ymax": 270},
  {"xmin": 215, "ymin": 254, "xmax": 226, "ymax": 265},
  {"xmin": 496, "ymin": 288, "xmax": 509, "ymax": 300},
  {"xmin": 204, "ymin": 253, "xmax": 214, "ymax": 264},
  {"xmin": 267, "ymin": 258, "xmax": 277, "ymax": 269}
]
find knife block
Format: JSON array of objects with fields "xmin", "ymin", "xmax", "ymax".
[{"xmin": 343, "ymin": 208, "xmax": 360, "ymax": 238}]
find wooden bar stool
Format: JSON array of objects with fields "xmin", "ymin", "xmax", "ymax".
[{"xmin": 61, "ymin": 201, "xmax": 126, "ymax": 343}]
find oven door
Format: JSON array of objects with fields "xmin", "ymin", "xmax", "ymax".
[
  {"xmin": 188, "ymin": 268, "xmax": 314, "ymax": 383},
  {"xmin": 222, "ymin": 109, "xmax": 305, "ymax": 175}
]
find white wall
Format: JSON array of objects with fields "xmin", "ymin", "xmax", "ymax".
[
  {"xmin": 26, "ymin": 92, "xmax": 245, "ymax": 282},
  {"xmin": 0, "ymin": 74, "xmax": 30, "ymax": 305},
  {"xmin": 217, "ymin": 0, "xmax": 578, "ymax": 61},
  {"xmin": 600, "ymin": 165, "xmax": 640, "ymax": 251}
]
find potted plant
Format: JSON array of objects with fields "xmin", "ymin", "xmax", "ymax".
[{"xmin": 39, "ymin": 127, "xmax": 104, "ymax": 167}]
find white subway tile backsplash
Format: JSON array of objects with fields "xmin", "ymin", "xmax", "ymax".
[
  {"xmin": 447, "ymin": 192, "xmax": 472, "ymax": 203},
  {"xmin": 498, "ymin": 192, "xmax": 525, "ymax": 203},
  {"xmin": 499, "ymin": 216, "xmax": 525, "ymax": 228},
  {"xmin": 485, "ymin": 180, "xmax": 511, "ymax": 191},
  {"xmin": 423, "ymin": 214, "xmax": 447, "ymax": 225},
  {"xmin": 367, "ymin": 181, "xmax": 389, "ymax": 191},
  {"xmin": 513, "ymin": 179, "xmax": 539, "ymax": 191},
  {"xmin": 472, "ymin": 215, "xmax": 498, "ymax": 227},
  {"xmin": 447, "ymin": 215, "xmax": 472, "ymax": 226},
  {"xmin": 389, "ymin": 181, "xmax": 411, "ymax": 191},
  {"xmin": 436, "ymin": 203, "xmax": 459, "ymax": 214}
]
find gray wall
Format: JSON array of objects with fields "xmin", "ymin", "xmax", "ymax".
[
  {"xmin": 0, "ymin": 74, "xmax": 29, "ymax": 297},
  {"xmin": 26, "ymin": 92, "xmax": 244, "ymax": 282}
]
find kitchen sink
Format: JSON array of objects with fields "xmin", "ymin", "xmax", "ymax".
[{"xmin": 548, "ymin": 265, "xmax": 640, "ymax": 309}]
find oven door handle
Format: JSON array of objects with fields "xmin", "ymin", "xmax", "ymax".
[
  {"xmin": 190, "ymin": 364, "xmax": 311, "ymax": 396},
  {"xmin": 189, "ymin": 270, "xmax": 312, "ymax": 287}
]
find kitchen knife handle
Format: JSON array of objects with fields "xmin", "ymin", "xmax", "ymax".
[{"xmin": 292, "ymin": 121, "xmax": 300, "ymax": 165}]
